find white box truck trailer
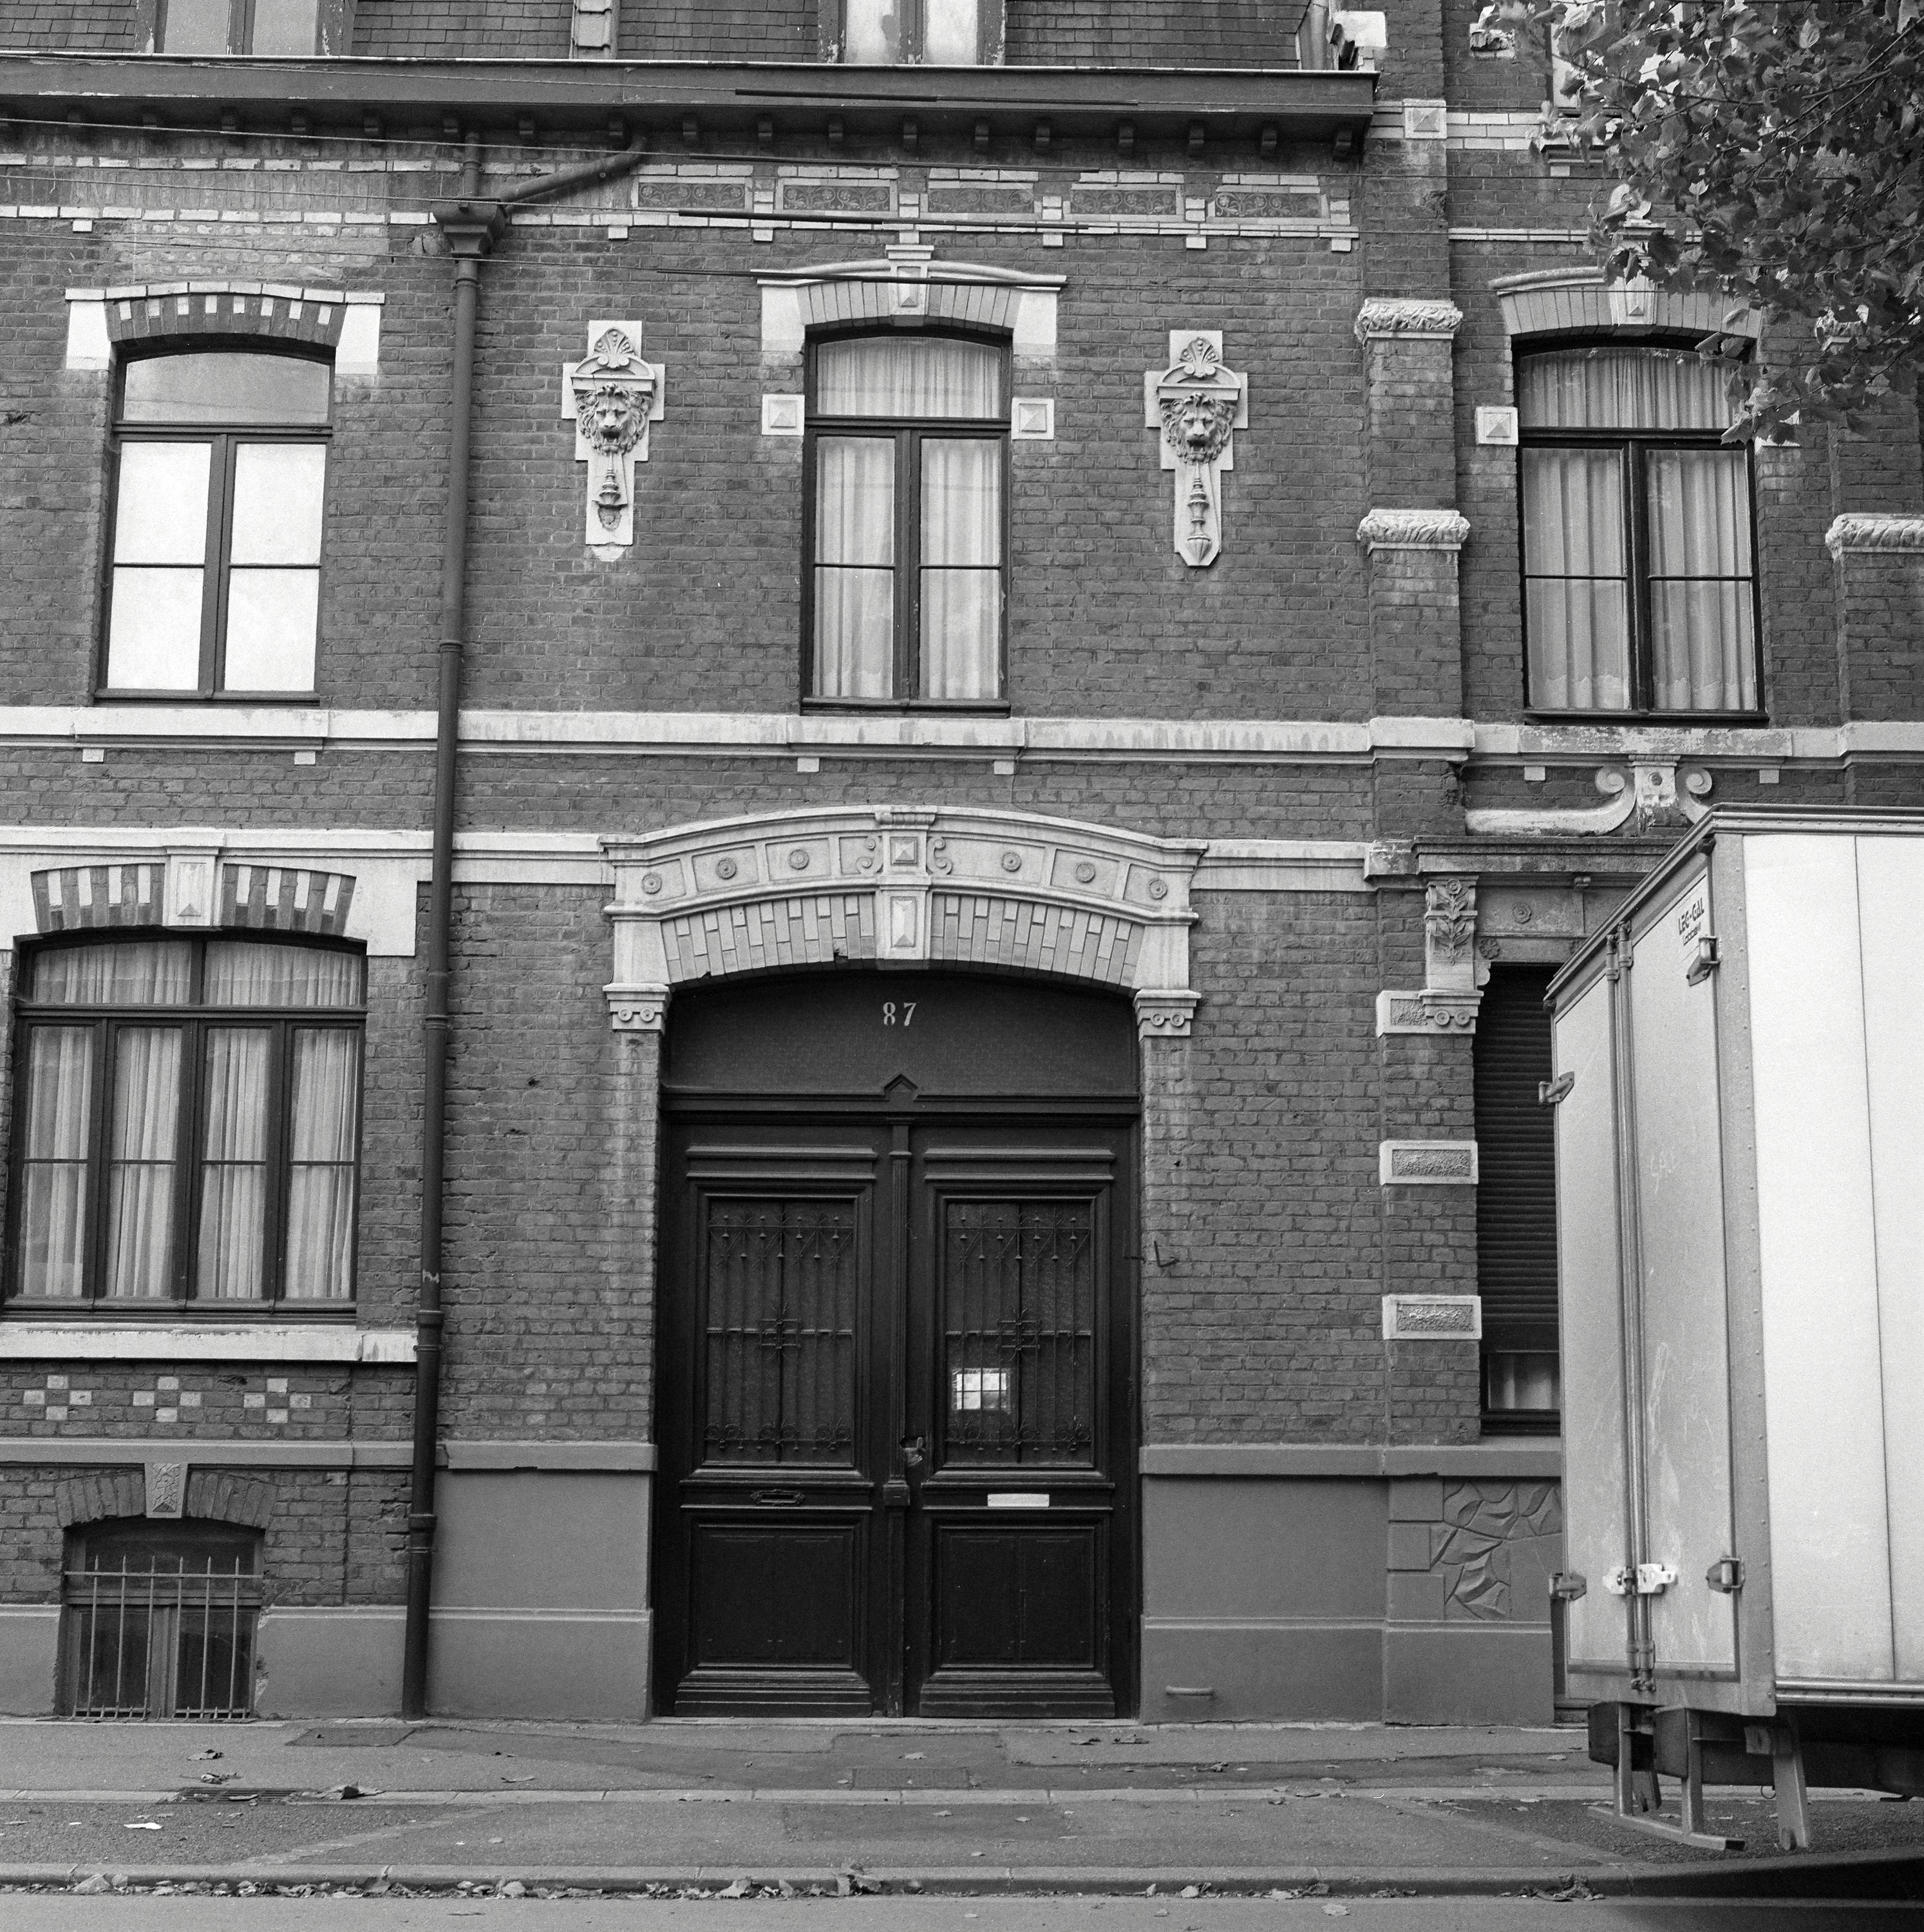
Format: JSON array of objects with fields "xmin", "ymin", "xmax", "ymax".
[{"xmin": 1548, "ymin": 808, "xmax": 1924, "ymax": 1850}]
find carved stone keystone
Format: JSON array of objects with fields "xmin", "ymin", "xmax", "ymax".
[
  {"xmin": 563, "ymin": 320, "xmax": 665, "ymax": 560},
  {"xmin": 1144, "ymin": 330, "xmax": 1248, "ymax": 568}
]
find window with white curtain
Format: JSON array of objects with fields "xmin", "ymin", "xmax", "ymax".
[
  {"xmin": 1518, "ymin": 344, "xmax": 1760, "ymax": 715},
  {"xmin": 839, "ymin": 0, "xmax": 985, "ymax": 63},
  {"xmin": 806, "ymin": 333, "xmax": 1008, "ymax": 706},
  {"xmin": 103, "ymin": 350, "xmax": 330, "ymax": 699},
  {"xmin": 7, "ymin": 937, "xmax": 363, "ymax": 1310},
  {"xmin": 156, "ymin": 0, "xmax": 321, "ymax": 55}
]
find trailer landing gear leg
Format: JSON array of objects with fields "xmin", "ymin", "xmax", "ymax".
[
  {"xmin": 1772, "ymin": 1725, "xmax": 1811, "ymax": 1852},
  {"xmin": 1611, "ymin": 1704, "xmax": 1744, "ymax": 1852}
]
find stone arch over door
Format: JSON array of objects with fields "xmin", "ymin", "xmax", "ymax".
[
  {"xmin": 596, "ymin": 806, "xmax": 1205, "ymax": 1716},
  {"xmin": 602, "ymin": 804, "xmax": 1203, "ymax": 1035}
]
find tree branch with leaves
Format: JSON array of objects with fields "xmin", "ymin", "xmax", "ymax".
[{"xmin": 1501, "ymin": 0, "xmax": 1924, "ymax": 440}]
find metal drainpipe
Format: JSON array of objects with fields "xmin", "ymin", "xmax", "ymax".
[{"xmin": 402, "ymin": 131, "xmax": 646, "ymax": 1723}]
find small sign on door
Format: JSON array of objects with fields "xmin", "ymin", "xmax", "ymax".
[{"xmin": 986, "ymin": 1493, "xmax": 1050, "ymax": 1510}]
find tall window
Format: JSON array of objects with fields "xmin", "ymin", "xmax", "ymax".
[
  {"xmin": 806, "ymin": 334, "xmax": 1007, "ymax": 707},
  {"xmin": 156, "ymin": 0, "xmax": 320, "ymax": 54},
  {"xmin": 62, "ymin": 1519, "xmax": 261, "ymax": 1720},
  {"xmin": 1519, "ymin": 344, "xmax": 1759, "ymax": 716},
  {"xmin": 8, "ymin": 936, "xmax": 363, "ymax": 1309},
  {"xmin": 839, "ymin": 0, "xmax": 988, "ymax": 62},
  {"xmin": 104, "ymin": 350, "xmax": 330, "ymax": 698},
  {"xmin": 1474, "ymin": 965, "xmax": 1560, "ymax": 1434}
]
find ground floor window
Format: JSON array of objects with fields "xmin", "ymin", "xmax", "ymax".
[
  {"xmin": 1473, "ymin": 965, "xmax": 1561, "ymax": 1434},
  {"xmin": 61, "ymin": 1518, "xmax": 261, "ymax": 1719}
]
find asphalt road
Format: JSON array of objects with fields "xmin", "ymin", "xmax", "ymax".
[{"xmin": 3, "ymin": 1893, "xmax": 1923, "ymax": 1931}]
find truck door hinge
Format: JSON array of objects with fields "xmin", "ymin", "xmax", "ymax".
[
  {"xmin": 1550, "ymin": 1571, "xmax": 1587, "ymax": 1600},
  {"xmin": 1705, "ymin": 1557, "xmax": 1744, "ymax": 1594},
  {"xmin": 1539, "ymin": 1072, "xmax": 1574, "ymax": 1106},
  {"xmin": 1684, "ymin": 934, "xmax": 1721, "ymax": 985}
]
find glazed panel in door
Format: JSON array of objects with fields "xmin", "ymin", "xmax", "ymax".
[
  {"xmin": 909, "ymin": 1139, "xmax": 1124, "ymax": 1716},
  {"xmin": 656, "ymin": 1133, "xmax": 885, "ymax": 1712}
]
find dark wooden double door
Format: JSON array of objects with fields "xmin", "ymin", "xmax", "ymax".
[{"xmin": 654, "ymin": 1113, "xmax": 1135, "ymax": 1716}]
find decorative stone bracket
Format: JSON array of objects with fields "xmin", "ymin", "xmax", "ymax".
[
  {"xmin": 1825, "ymin": 513, "xmax": 1924, "ymax": 557},
  {"xmin": 1145, "ymin": 331, "xmax": 1248, "ymax": 568},
  {"xmin": 1382, "ymin": 1294, "xmax": 1483, "ymax": 1340},
  {"xmin": 603, "ymin": 805, "xmax": 1204, "ymax": 1041},
  {"xmin": 1464, "ymin": 762, "xmax": 1712, "ymax": 837},
  {"xmin": 1353, "ymin": 298, "xmax": 1464, "ymax": 345},
  {"xmin": 1376, "ymin": 876, "xmax": 1484, "ymax": 1035},
  {"xmin": 562, "ymin": 321, "xmax": 665, "ymax": 561}
]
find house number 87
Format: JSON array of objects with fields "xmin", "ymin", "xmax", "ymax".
[{"xmin": 882, "ymin": 1002, "xmax": 917, "ymax": 1026}]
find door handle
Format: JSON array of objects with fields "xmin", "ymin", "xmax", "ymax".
[{"xmin": 900, "ymin": 1436, "xmax": 925, "ymax": 1470}]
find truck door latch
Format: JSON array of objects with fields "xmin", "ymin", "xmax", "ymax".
[{"xmin": 1635, "ymin": 1562, "xmax": 1678, "ymax": 1595}]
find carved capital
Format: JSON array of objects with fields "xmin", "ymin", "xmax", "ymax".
[
  {"xmin": 1353, "ymin": 298, "xmax": 1464, "ymax": 343},
  {"xmin": 1825, "ymin": 513, "xmax": 1924, "ymax": 558},
  {"xmin": 1358, "ymin": 507, "xmax": 1471, "ymax": 553},
  {"xmin": 1145, "ymin": 331, "xmax": 1248, "ymax": 569},
  {"xmin": 607, "ymin": 983, "xmax": 670, "ymax": 1032},
  {"xmin": 1133, "ymin": 988, "xmax": 1201, "ymax": 1038}
]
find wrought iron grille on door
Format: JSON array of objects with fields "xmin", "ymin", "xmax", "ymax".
[
  {"xmin": 703, "ymin": 1199, "xmax": 859, "ymax": 1465},
  {"xmin": 942, "ymin": 1200, "xmax": 1095, "ymax": 1464}
]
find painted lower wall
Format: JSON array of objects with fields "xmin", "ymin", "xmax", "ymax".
[{"xmin": 1139, "ymin": 1448, "xmax": 1563, "ymax": 1725}]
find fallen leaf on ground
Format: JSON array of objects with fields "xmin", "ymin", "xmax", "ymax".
[
  {"xmin": 502, "ymin": 1774, "xmax": 536, "ymax": 1784},
  {"xmin": 719, "ymin": 1878, "xmax": 750, "ymax": 1898},
  {"xmin": 189, "ymin": 1750, "xmax": 222, "ymax": 1762}
]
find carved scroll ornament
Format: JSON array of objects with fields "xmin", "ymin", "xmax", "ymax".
[
  {"xmin": 1145, "ymin": 332, "xmax": 1248, "ymax": 569},
  {"xmin": 563, "ymin": 321, "xmax": 665, "ymax": 560}
]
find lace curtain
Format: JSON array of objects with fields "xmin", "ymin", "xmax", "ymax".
[
  {"xmin": 13, "ymin": 940, "xmax": 360, "ymax": 1301},
  {"xmin": 813, "ymin": 337, "xmax": 1004, "ymax": 703},
  {"xmin": 1520, "ymin": 348, "xmax": 1755, "ymax": 713}
]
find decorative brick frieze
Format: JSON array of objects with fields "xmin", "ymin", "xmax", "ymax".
[
  {"xmin": 1380, "ymin": 1140, "xmax": 1480, "ymax": 1186},
  {"xmin": 1358, "ymin": 508, "xmax": 1471, "ymax": 553},
  {"xmin": 1382, "ymin": 1294, "xmax": 1483, "ymax": 1340},
  {"xmin": 1353, "ymin": 298, "xmax": 1463, "ymax": 342}
]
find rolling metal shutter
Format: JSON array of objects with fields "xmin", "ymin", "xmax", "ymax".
[{"xmin": 1474, "ymin": 965, "xmax": 1558, "ymax": 1352}]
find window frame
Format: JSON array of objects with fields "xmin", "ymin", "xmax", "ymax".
[
  {"xmin": 800, "ymin": 324, "xmax": 1013, "ymax": 714},
  {"xmin": 832, "ymin": 0, "xmax": 992, "ymax": 64},
  {"xmin": 155, "ymin": 0, "xmax": 321, "ymax": 56},
  {"xmin": 99, "ymin": 345, "xmax": 332, "ymax": 703},
  {"xmin": 1515, "ymin": 336, "xmax": 1765, "ymax": 724},
  {"xmin": 4, "ymin": 931, "xmax": 366, "ymax": 1318}
]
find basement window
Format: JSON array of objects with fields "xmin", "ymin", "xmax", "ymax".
[{"xmin": 62, "ymin": 1519, "xmax": 262, "ymax": 1719}]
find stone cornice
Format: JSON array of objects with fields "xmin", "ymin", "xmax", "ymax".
[
  {"xmin": 1825, "ymin": 513, "xmax": 1924, "ymax": 558},
  {"xmin": 1358, "ymin": 508, "xmax": 1471, "ymax": 552},
  {"xmin": 1353, "ymin": 297, "xmax": 1464, "ymax": 342}
]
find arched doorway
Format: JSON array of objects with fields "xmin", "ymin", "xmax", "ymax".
[{"xmin": 652, "ymin": 969, "xmax": 1139, "ymax": 1718}]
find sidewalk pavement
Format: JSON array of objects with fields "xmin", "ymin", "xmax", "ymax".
[{"xmin": 0, "ymin": 1716, "xmax": 1919, "ymax": 1899}]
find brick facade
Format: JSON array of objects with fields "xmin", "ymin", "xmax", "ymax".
[{"xmin": 0, "ymin": 0, "xmax": 1918, "ymax": 1723}]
